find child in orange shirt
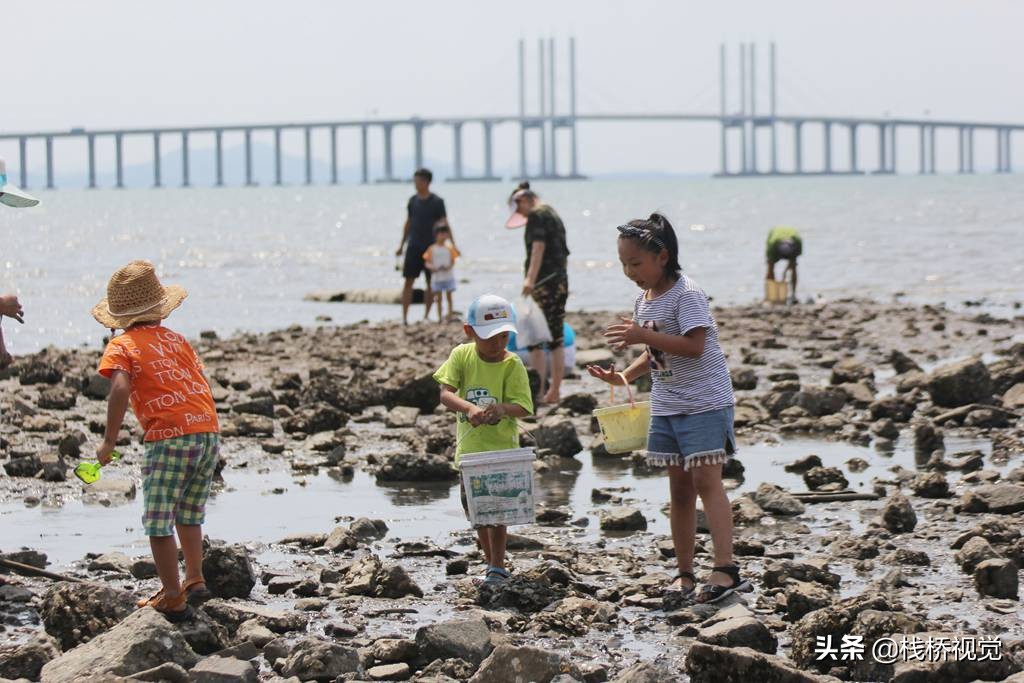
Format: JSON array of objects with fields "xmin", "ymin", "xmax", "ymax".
[
  {"xmin": 93, "ymin": 260, "xmax": 220, "ymax": 620},
  {"xmin": 423, "ymin": 223, "xmax": 459, "ymax": 323}
]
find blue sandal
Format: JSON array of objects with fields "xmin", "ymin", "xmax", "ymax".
[{"xmin": 483, "ymin": 566, "xmax": 510, "ymax": 585}]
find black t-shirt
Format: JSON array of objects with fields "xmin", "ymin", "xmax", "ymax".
[
  {"xmin": 407, "ymin": 193, "xmax": 447, "ymax": 249},
  {"xmin": 524, "ymin": 205, "xmax": 569, "ymax": 282}
]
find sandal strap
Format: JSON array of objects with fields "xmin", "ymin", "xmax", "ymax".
[
  {"xmin": 711, "ymin": 564, "xmax": 742, "ymax": 587},
  {"xmin": 676, "ymin": 570, "xmax": 697, "ymax": 582},
  {"xmin": 486, "ymin": 567, "xmax": 510, "ymax": 578},
  {"xmin": 181, "ymin": 577, "xmax": 206, "ymax": 592}
]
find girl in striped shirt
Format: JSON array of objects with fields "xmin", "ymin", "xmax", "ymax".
[{"xmin": 587, "ymin": 213, "xmax": 748, "ymax": 604}]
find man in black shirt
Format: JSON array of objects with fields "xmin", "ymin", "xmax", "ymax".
[{"xmin": 396, "ymin": 168, "xmax": 454, "ymax": 324}]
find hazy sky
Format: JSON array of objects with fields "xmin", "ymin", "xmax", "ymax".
[{"xmin": 5, "ymin": 0, "xmax": 1022, "ymax": 177}]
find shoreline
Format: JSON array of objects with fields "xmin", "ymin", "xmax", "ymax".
[{"xmin": 0, "ymin": 298, "xmax": 1022, "ymax": 682}]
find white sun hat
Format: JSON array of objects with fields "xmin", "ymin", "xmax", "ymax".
[{"xmin": 0, "ymin": 158, "xmax": 40, "ymax": 208}]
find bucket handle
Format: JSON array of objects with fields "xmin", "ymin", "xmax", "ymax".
[{"xmin": 610, "ymin": 372, "xmax": 635, "ymax": 407}]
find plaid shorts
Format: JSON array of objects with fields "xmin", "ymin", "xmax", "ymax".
[{"xmin": 141, "ymin": 432, "xmax": 219, "ymax": 537}]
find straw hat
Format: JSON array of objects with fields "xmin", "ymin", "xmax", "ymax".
[{"xmin": 92, "ymin": 260, "xmax": 187, "ymax": 329}]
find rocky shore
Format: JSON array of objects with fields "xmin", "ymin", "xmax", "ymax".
[{"xmin": 0, "ymin": 299, "xmax": 1022, "ymax": 683}]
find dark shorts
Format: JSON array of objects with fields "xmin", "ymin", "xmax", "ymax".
[
  {"xmin": 402, "ymin": 246, "xmax": 432, "ymax": 281},
  {"xmin": 767, "ymin": 237, "xmax": 802, "ymax": 263},
  {"xmin": 529, "ymin": 277, "xmax": 568, "ymax": 350}
]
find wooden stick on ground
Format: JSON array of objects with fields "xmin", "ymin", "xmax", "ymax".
[{"xmin": 0, "ymin": 558, "xmax": 81, "ymax": 582}]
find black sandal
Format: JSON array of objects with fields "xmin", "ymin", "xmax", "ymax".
[
  {"xmin": 696, "ymin": 564, "xmax": 750, "ymax": 604},
  {"xmin": 669, "ymin": 570, "xmax": 697, "ymax": 597}
]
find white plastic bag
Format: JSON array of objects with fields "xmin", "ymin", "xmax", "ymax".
[{"xmin": 515, "ymin": 296, "xmax": 553, "ymax": 348}]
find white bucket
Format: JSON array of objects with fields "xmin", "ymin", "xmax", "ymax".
[{"xmin": 459, "ymin": 448, "xmax": 536, "ymax": 527}]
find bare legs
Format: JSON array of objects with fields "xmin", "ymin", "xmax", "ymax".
[
  {"xmin": 529, "ymin": 348, "xmax": 548, "ymax": 400},
  {"xmin": 401, "ymin": 277, "xmax": 415, "ymax": 325},
  {"xmin": 476, "ymin": 526, "xmax": 507, "ymax": 569},
  {"xmin": 149, "ymin": 523, "xmax": 206, "ymax": 601},
  {"xmin": 667, "ymin": 463, "xmax": 735, "ymax": 589},
  {"xmin": 544, "ymin": 345, "xmax": 565, "ymax": 405}
]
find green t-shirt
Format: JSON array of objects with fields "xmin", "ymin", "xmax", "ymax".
[{"xmin": 433, "ymin": 343, "xmax": 534, "ymax": 464}]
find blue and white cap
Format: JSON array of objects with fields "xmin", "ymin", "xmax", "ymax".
[
  {"xmin": 0, "ymin": 159, "xmax": 40, "ymax": 208},
  {"xmin": 465, "ymin": 294, "xmax": 517, "ymax": 339}
]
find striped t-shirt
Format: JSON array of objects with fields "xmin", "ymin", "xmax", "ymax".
[{"xmin": 633, "ymin": 275, "xmax": 735, "ymax": 416}]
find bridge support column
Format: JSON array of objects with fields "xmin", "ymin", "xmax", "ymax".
[
  {"xmin": 888, "ymin": 124, "xmax": 897, "ymax": 173},
  {"xmin": 452, "ymin": 123, "xmax": 463, "ymax": 180},
  {"xmin": 244, "ymin": 129, "xmax": 254, "ymax": 186},
  {"xmin": 153, "ymin": 133, "xmax": 162, "ymax": 187},
  {"xmin": 18, "ymin": 137, "xmax": 27, "ymax": 188},
  {"xmin": 877, "ymin": 124, "xmax": 887, "ymax": 173},
  {"xmin": 719, "ymin": 122, "xmax": 728, "ymax": 176},
  {"xmin": 967, "ymin": 127, "xmax": 975, "ymax": 173},
  {"xmin": 823, "ymin": 122, "xmax": 832, "ymax": 173},
  {"xmin": 740, "ymin": 121, "xmax": 748, "ymax": 175},
  {"xmin": 918, "ymin": 125, "xmax": 926, "ymax": 175},
  {"xmin": 360, "ymin": 124, "xmax": 369, "ymax": 184},
  {"xmin": 215, "ymin": 130, "xmax": 224, "ymax": 187},
  {"xmin": 957, "ymin": 127, "xmax": 965, "ymax": 174},
  {"xmin": 484, "ymin": 121, "xmax": 494, "ymax": 178},
  {"xmin": 181, "ymin": 132, "xmax": 190, "ymax": 187},
  {"xmin": 1006, "ymin": 130, "xmax": 1013, "ymax": 173},
  {"xmin": 793, "ymin": 122, "xmax": 803, "ymax": 174},
  {"xmin": 88, "ymin": 134, "xmax": 96, "ymax": 189},
  {"xmin": 929, "ymin": 126, "xmax": 937, "ymax": 174},
  {"xmin": 383, "ymin": 124, "xmax": 394, "ymax": 181},
  {"xmin": 304, "ymin": 126, "xmax": 313, "ymax": 185},
  {"xmin": 115, "ymin": 133, "xmax": 124, "ymax": 188},
  {"xmin": 45, "ymin": 136, "xmax": 54, "ymax": 189},
  {"xmin": 848, "ymin": 124, "xmax": 858, "ymax": 173},
  {"xmin": 413, "ymin": 122, "xmax": 424, "ymax": 172},
  {"xmin": 330, "ymin": 126, "xmax": 338, "ymax": 184},
  {"xmin": 273, "ymin": 128, "xmax": 282, "ymax": 186}
]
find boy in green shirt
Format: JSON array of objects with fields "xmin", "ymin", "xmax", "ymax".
[
  {"xmin": 434, "ymin": 294, "xmax": 534, "ymax": 584},
  {"xmin": 765, "ymin": 225, "xmax": 803, "ymax": 301}
]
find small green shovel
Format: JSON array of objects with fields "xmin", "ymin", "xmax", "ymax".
[{"xmin": 74, "ymin": 451, "xmax": 120, "ymax": 485}]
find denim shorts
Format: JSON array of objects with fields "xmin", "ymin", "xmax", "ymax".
[
  {"xmin": 432, "ymin": 278, "xmax": 457, "ymax": 293},
  {"xmin": 645, "ymin": 406, "xmax": 736, "ymax": 471}
]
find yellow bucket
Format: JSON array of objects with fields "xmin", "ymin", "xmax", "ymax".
[
  {"xmin": 764, "ymin": 278, "xmax": 788, "ymax": 304},
  {"xmin": 592, "ymin": 374, "xmax": 651, "ymax": 454}
]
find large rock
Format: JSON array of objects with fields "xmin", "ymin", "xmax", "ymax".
[
  {"xmin": 912, "ymin": 420, "xmax": 944, "ymax": 453},
  {"xmin": 889, "ymin": 632, "xmax": 1022, "ymax": 683},
  {"xmin": 385, "ymin": 406, "xmax": 420, "ymax": 428},
  {"xmin": 469, "ymin": 644, "xmax": 573, "ymax": 683},
  {"xmin": 203, "ymin": 544, "xmax": 257, "ymax": 599},
  {"xmin": 762, "ymin": 559, "xmax": 841, "ymax": 590},
  {"xmin": 278, "ymin": 637, "xmax": 361, "ymax": 682},
  {"xmin": 954, "ymin": 537, "xmax": 1001, "ymax": 574},
  {"xmin": 697, "ymin": 616, "xmax": 778, "ymax": 654},
  {"xmin": 731, "ymin": 367, "xmax": 758, "ymax": 391},
  {"xmin": 785, "ymin": 581, "xmax": 834, "ymax": 622},
  {"xmin": 974, "ymin": 558, "xmax": 1019, "ymax": 599},
  {"xmin": 599, "ymin": 507, "xmax": 647, "ymax": 532},
  {"xmin": 40, "ymin": 608, "xmax": 199, "ymax": 681},
  {"xmin": 751, "ymin": 483, "xmax": 805, "ymax": 516},
  {"xmin": 909, "ymin": 472, "xmax": 950, "ymax": 498},
  {"xmin": 37, "ymin": 387, "xmax": 77, "ymax": 410},
  {"xmin": 958, "ymin": 484, "xmax": 1024, "ymax": 514},
  {"xmin": 190, "ymin": 656, "xmax": 258, "ymax": 683},
  {"xmin": 830, "ymin": 359, "xmax": 873, "ymax": 387},
  {"xmin": 201, "ymin": 599, "xmax": 307, "ymax": 634},
  {"xmin": 803, "ymin": 467, "xmax": 848, "ymax": 491},
  {"xmin": 531, "ymin": 417, "xmax": 583, "ymax": 457},
  {"xmin": 40, "ymin": 581, "xmax": 136, "ymax": 650},
  {"xmin": 416, "ymin": 618, "xmax": 494, "ymax": 666},
  {"xmin": 19, "ymin": 359, "xmax": 63, "ymax": 385},
  {"xmin": 231, "ymin": 396, "xmax": 275, "ymax": 418},
  {"xmin": 1004, "ymin": 382, "xmax": 1024, "ymax": 410},
  {"xmin": 232, "ymin": 414, "xmax": 274, "ymax": 437},
  {"xmin": 869, "ymin": 396, "xmax": 916, "ymax": 423},
  {"xmin": 686, "ymin": 642, "xmax": 837, "ymax": 683},
  {"xmin": 611, "ymin": 662, "xmax": 677, "ymax": 682},
  {"xmin": 375, "ymin": 452, "xmax": 457, "ymax": 482},
  {"xmin": 880, "ymin": 494, "xmax": 917, "ymax": 533},
  {"xmin": 790, "ymin": 594, "xmax": 895, "ymax": 670},
  {"xmin": 282, "ymin": 402, "xmax": 347, "ymax": 435},
  {"xmin": 375, "ymin": 563, "xmax": 424, "ymax": 599},
  {"xmin": 0, "ymin": 633, "xmax": 59, "ymax": 681},
  {"xmin": 795, "ymin": 388, "xmax": 847, "ymax": 417},
  {"xmin": 927, "ymin": 357, "xmax": 993, "ymax": 407}
]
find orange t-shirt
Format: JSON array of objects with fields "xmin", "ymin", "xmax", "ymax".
[{"xmin": 98, "ymin": 324, "xmax": 220, "ymax": 442}]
